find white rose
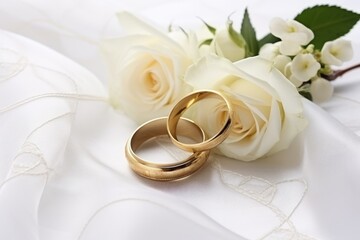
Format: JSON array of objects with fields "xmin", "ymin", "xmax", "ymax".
[
  {"xmin": 185, "ymin": 55, "xmax": 307, "ymax": 161},
  {"xmin": 291, "ymin": 53, "xmax": 320, "ymax": 82},
  {"xmin": 101, "ymin": 12, "xmax": 196, "ymax": 123},
  {"xmin": 310, "ymin": 77, "xmax": 334, "ymax": 103},
  {"xmin": 210, "ymin": 27, "xmax": 246, "ymax": 62},
  {"xmin": 321, "ymin": 39, "xmax": 353, "ymax": 66}
]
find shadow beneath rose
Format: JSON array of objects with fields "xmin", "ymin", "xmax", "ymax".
[{"xmin": 215, "ymin": 132, "xmax": 306, "ymax": 181}]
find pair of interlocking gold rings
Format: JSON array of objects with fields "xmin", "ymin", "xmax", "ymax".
[{"xmin": 125, "ymin": 90, "xmax": 233, "ymax": 181}]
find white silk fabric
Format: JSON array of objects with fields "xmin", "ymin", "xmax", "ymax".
[{"xmin": 1, "ymin": 0, "xmax": 360, "ymax": 239}]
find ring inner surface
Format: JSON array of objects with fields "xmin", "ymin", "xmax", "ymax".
[{"xmin": 130, "ymin": 118, "xmax": 205, "ymax": 166}]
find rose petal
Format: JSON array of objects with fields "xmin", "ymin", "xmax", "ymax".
[
  {"xmin": 117, "ymin": 12, "xmax": 184, "ymax": 53},
  {"xmin": 184, "ymin": 54, "xmax": 241, "ymax": 89}
]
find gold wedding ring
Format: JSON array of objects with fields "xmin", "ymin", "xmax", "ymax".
[
  {"xmin": 167, "ymin": 90, "xmax": 233, "ymax": 152},
  {"xmin": 125, "ymin": 117, "xmax": 210, "ymax": 181}
]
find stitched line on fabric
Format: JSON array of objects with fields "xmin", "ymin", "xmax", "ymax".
[
  {"xmin": 0, "ymin": 93, "xmax": 108, "ymax": 114},
  {"xmin": 0, "ymin": 48, "xmax": 28, "ymax": 83},
  {"xmin": 76, "ymin": 197, "xmax": 242, "ymax": 240},
  {"xmin": 0, "ymin": 62, "xmax": 108, "ymax": 114}
]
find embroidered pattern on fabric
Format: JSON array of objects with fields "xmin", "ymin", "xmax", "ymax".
[
  {"xmin": 0, "ymin": 48, "xmax": 28, "ymax": 82},
  {"xmin": 0, "ymin": 50, "xmax": 106, "ymax": 188},
  {"xmin": 213, "ymin": 161, "xmax": 315, "ymax": 240}
]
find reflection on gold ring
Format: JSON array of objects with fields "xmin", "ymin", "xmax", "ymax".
[{"xmin": 167, "ymin": 90, "xmax": 233, "ymax": 152}]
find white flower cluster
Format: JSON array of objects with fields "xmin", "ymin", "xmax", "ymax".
[
  {"xmin": 102, "ymin": 12, "xmax": 307, "ymax": 161},
  {"xmin": 259, "ymin": 18, "xmax": 353, "ymax": 103},
  {"xmin": 103, "ymin": 6, "xmax": 359, "ymax": 161}
]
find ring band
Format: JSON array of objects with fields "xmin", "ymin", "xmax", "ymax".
[
  {"xmin": 125, "ymin": 117, "xmax": 210, "ymax": 181},
  {"xmin": 167, "ymin": 90, "xmax": 233, "ymax": 152}
]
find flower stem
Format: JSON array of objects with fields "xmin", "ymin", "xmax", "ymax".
[{"xmin": 322, "ymin": 63, "xmax": 360, "ymax": 81}]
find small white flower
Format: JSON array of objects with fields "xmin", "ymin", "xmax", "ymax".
[
  {"xmin": 259, "ymin": 43, "xmax": 291, "ymax": 75},
  {"xmin": 259, "ymin": 42, "xmax": 281, "ymax": 61},
  {"xmin": 284, "ymin": 62, "xmax": 303, "ymax": 87},
  {"xmin": 310, "ymin": 77, "xmax": 334, "ymax": 103},
  {"xmin": 269, "ymin": 17, "xmax": 314, "ymax": 45},
  {"xmin": 291, "ymin": 53, "xmax": 320, "ymax": 82},
  {"xmin": 210, "ymin": 27, "xmax": 246, "ymax": 62},
  {"xmin": 273, "ymin": 55, "xmax": 291, "ymax": 75},
  {"xmin": 278, "ymin": 40, "xmax": 302, "ymax": 56},
  {"xmin": 269, "ymin": 18, "xmax": 314, "ymax": 56},
  {"xmin": 321, "ymin": 39, "xmax": 353, "ymax": 66}
]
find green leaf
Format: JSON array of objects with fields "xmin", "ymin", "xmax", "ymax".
[
  {"xmin": 295, "ymin": 5, "xmax": 360, "ymax": 49},
  {"xmin": 199, "ymin": 18, "xmax": 216, "ymax": 35},
  {"xmin": 199, "ymin": 38, "xmax": 213, "ymax": 47},
  {"xmin": 167, "ymin": 23, "xmax": 173, "ymax": 32},
  {"xmin": 240, "ymin": 8, "xmax": 259, "ymax": 56},
  {"xmin": 299, "ymin": 90, "xmax": 313, "ymax": 101},
  {"xmin": 258, "ymin": 33, "xmax": 280, "ymax": 48},
  {"xmin": 227, "ymin": 21, "xmax": 246, "ymax": 48},
  {"xmin": 177, "ymin": 26, "xmax": 189, "ymax": 38}
]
